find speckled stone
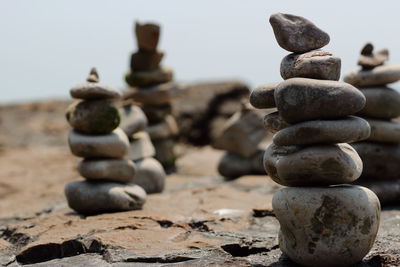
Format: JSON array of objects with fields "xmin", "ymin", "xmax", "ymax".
[
  {"xmin": 264, "ymin": 143, "xmax": 362, "ymax": 186},
  {"xmin": 273, "ymin": 116, "xmax": 370, "ymax": 146},
  {"xmin": 65, "ymin": 181, "xmax": 147, "ymax": 214},
  {"xmin": 263, "ymin": 112, "xmax": 290, "ymax": 133},
  {"xmin": 275, "ymin": 78, "xmax": 365, "ymax": 123},
  {"xmin": 68, "ymin": 128, "xmax": 129, "ymax": 158},
  {"xmin": 269, "ymin": 13, "xmax": 330, "ymax": 53},
  {"xmin": 273, "ymin": 185, "xmax": 380, "ymax": 267},
  {"xmin": 344, "ymin": 64, "xmax": 400, "ymax": 87},
  {"xmin": 66, "ymin": 100, "xmax": 120, "ymax": 135},
  {"xmin": 249, "ymin": 83, "xmax": 278, "ymax": 109},
  {"xmin": 280, "ymin": 50, "xmax": 341, "ymax": 81}
]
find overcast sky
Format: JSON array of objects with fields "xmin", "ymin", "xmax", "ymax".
[{"xmin": 1, "ymin": 0, "xmax": 400, "ymax": 103}]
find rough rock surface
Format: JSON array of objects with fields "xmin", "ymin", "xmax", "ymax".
[{"xmin": 0, "ymin": 100, "xmax": 399, "ymax": 267}]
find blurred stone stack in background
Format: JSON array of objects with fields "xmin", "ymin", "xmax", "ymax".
[
  {"xmin": 212, "ymin": 102, "xmax": 268, "ymax": 179},
  {"xmin": 119, "ymin": 101, "xmax": 166, "ymax": 193},
  {"xmin": 65, "ymin": 68, "xmax": 147, "ymax": 214},
  {"xmin": 125, "ymin": 22, "xmax": 186, "ymax": 172},
  {"xmin": 252, "ymin": 13, "xmax": 380, "ymax": 266},
  {"xmin": 345, "ymin": 43, "xmax": 400, "ymax": 205}
]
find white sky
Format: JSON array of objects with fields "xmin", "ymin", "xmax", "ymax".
[{"xmin": 1, "ymin": 0, "xmax": 400, "ymax": 103}]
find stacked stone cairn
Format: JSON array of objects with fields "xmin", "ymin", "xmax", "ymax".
[
  {"xmin": 65, "ymin": 68, "xmax": 147, "ymax": 214},
  {"xmin": 212, "ymin": 102, "xmax": 268, "ymax": 179},
  {"xmin": 344, "ymin": 43, "xmax": 400, "ymax": 204},
  {"xmin": 119, "ymin": 100, "xmax": 166, "ymax": 193},
  {"xmin": 250, "ymin": 13, "xmax": 381, "ymax": 266},
  {"xmin": 125, "ymin": 22, "xmax": 185, "ymax": 172}
]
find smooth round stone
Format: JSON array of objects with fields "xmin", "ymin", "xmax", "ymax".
[
  {"xmin": 273, "ymin": 116, "xmax": 370, "ymax": 146},
  {"xmin": 367, "ymin": 119, "xmax": 400, "ymax": 143},
  {"xmin": 263, "ymin": 112, "xmax": 290, "ymax": 133},
  {"xmin": 275, "ymin": 78, "xmax": 365, "ymax": 123},
  {"xmin": 127, "ymin": 131, "xmax": 156, "ymax": 161},
  {"xmin": 78, "ymin": 159, "xmax": 136, "ymax": 183},
  {"xmin": 218, "ymin": 150, "xmax": 265, "ymax": 179},
  {"xmin": 125, "ymin": 67, "xmax": 173, "ymax": 87},
  {"xmin": 134, "ymin": 157, "xmax": 166, "ymax": 194},
  {"xmin": 269, "ymin": 13, "xmax": 330, "ymax": 53},
  {"xmin": 344, "ymin": 64, "xmax": 400, "ymax": 87},
  {"xmin": 357, "ymin": 87, "xmax": 400, "ymax": 119},
  {"xmin": 264, "ymin": 143, "xmax": 362, "ymax": 186},
  {"xmin": 147, "ymin": 115, "xmax": 179, "ymax": 140},
  {"xmin": 356, "ymin": 180, "xmax": 400, "ymax": 205},
  {"xmin": 153, "ymin": 138, "xmax": 176, "ymax": 171},
  {"xmin": 358, "ymin": 43, "xmax": 388, "ymax": 70},
  {"xmin": 65, "ymin": 181, "xmax": 147, "ymax": 214},
  {"xmin": 130, "ymin": 51, "xmax": 164, "ymax": 72},
  {"xmin": 119, "ymin": 105, "xmax": 148, "ymax": 137},
  {"xmin": 280, "ymin": 50, "xmax": 341, "ymax": 81},
  {"xmin": 273, "ymin": 186, "xmax": 380, "ymax": 267},
  {"xmin": 249, "ymin": 83, "xmax": 278, "ymax": 109},
  {"xmin": 68, "ymin": 128, "xmax": 129, "ymax": 158},
  {"xmin": 66, "ymin": 100, "xmax": 120, "ymax": 135},
  {"xmin": 352, "ymin": 142, "xmax": 400, "ymax": 180},
  {"xmin": 70, "ymin": 83, "xmax": 121, "ymax": 100}
]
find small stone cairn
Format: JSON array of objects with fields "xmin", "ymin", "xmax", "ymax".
[
  {"xmin": 65, "ymin": 68, "xmax": 147, "ymax": 214},
  {"xmin": 212, "ymin": 102, "xmax": 267, "ymax": 179},
  {"xmin": 344, "ymin": 43, "xmax": 400, "ymax": 204},
  {"xmin": 119, "ymin": 100, "xmax": 166, "ymax": 193},
  {"xmin": 125, "ymin": 22, "xmax": 185, "ymax": 172},
  {"xmin": 250, "ymin": 13, "xmax": 380, "ymax": 266}
]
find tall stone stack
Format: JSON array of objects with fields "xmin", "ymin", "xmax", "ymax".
[
  {"xmin": 119, "ymin": 101, "xmax": 166, "ymax": 193},
  {"xmin": 251, "ymin": 13, "xmax": 380, "ymax": 266},
  {"xmin": 212, "ymin": 102, "xmax": 267, "ymax": 179},
  {"xmin": 344, "ymin": 43, "xmax": 400, "ymax": 204},
  {"xmin": 125, "ymin": 22, "xmax": 185, "ymax": 172},
  {"xmin": 65, "ymin": 68, "xmax": 147, "ymax": 214}
]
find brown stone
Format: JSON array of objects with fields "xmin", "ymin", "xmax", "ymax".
[
  {"xmin": 130, "ymin": 51, "xmax": 164, "ymax": 72},
  {"xmin": 249, "ymin": 83, "xmax": 277, "ymax": 109},
  {"xmin": 135, "ymin": 22, "xmax": 160, "ymax": 52}
]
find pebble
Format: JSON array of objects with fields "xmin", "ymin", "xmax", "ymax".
[
  {"xmin": 212, "ymin": 109, "xmax": 265, "ymax": 157},
  {"xmin": 273, "ymin": 185, "xmax": 380, "ymax": 267},
  {"xmin": 147, "ymin": 115, "xmax": 179, "ymax": 140},
  {"xmin": 125, "ymin": 82, "xmax": 185, "ymax": 105},
  {"xmin": 119, "ymin": 105, "xmax": 148, "ymax": 137},
  {"xmin": 275, "ymin": 78, "xmax": 365, "ymax": 123},
  {"xmin": 280, "ymin": 50, "xmax": 341, "ymax": 80},
  {"xmin": 127, "ymin": 131, "xmax": 156, "ymax": 161},
  {"xmin": 351, "ymin": 142, "xmax": 400, "ymax": 180},
  {"xmin": 367, "ymin": 119, "xmax": 400, "ymax": 143},
  {"xmin": 249, "ymin": 83, "xmax": 278, "ymax": 109},
  {"xmin": 78, "ymin": 159, "xmax": 136, "ymax": 183},
  {"xmin": 130, "ymin": 51, "xmax": 164, "ymax": 72},
  {"xmin": 66, "ymin": 100, "xmax": 120, "ymax": 135},
  {"xmin": 70, "ymin": 83, "xmax": 121, "ymax": 100},
  {"xmin": 125, "ymin": 67, "xmax": 173, "ymax": 87},
  {"xmin": 134, "ymin": 157, "xmax": 166, "ymax": 194},
  {"xmin": 153, "ymin": 138, "xmax": 176, "ymax": 170},
  {"xmin": 273, "ymin": 116, "xmax": 370, "ymax": 146},
  {"xmin": 68, "ymin": 128, "xmax": 129, "ymax": 158},
  {"xmin": 357, "ymin": 87, "xmax": 400, "ymax": 119},
  {"xmin": 269, "ymin": 13, "xmax": 330, "ymax": 53},
  {"xmin": 135, "ymin": 22, "xmax": 160, "ymax": 52},
  {"xmin": 65, "ymin": 181, "xmax": 147, "ymax": 214},
  {"xmin": 264, "ymin": 143, "xmax": 362, "ymax": 186},
  {"xmin": 344, "ymin": 64, "xmax": 400, "ymax": 87},
  {"xmin": 218, "ymin": 150, "xmax": 265, "ymax": 179},
  {"xmin": 263, "ymin": 112, "xmax": 290, "ymax": 133}
]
